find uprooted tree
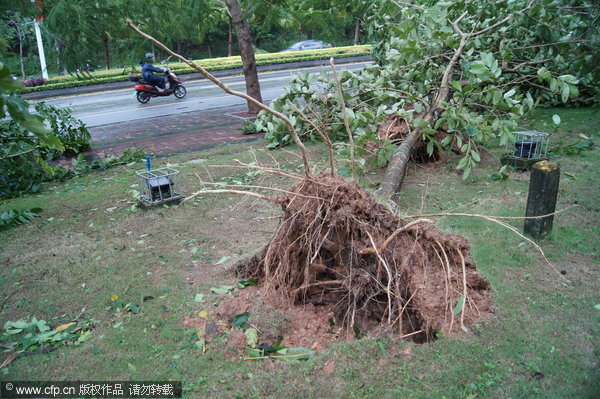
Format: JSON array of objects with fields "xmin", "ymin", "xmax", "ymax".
[
  {"xmin": 255, "ymin": 0, "xmax": 597, "ymax": 198},
  {"xmin": 125, "ymin": 0, "xmax": 585, "ymax": 341},
  {"xmin": 127, "ymin": 19, "xmax": 495, "ymax": 342}
]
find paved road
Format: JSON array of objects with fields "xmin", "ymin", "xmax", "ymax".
[{"xmin": 36, "ymin": 61, "xmax": 372, "ymax": 128}]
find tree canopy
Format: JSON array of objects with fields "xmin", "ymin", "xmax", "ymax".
[
  {"xmin": 255, "ymin": 0, "xmax": 598, "ymax": 197},
  {"xmin": 1, "ymin": 0, "xmax": 377, "ymax": 76}
]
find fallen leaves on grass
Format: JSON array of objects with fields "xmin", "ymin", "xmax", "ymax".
[{"xmin": 0, "ymin": 317, "xmax": 96, "ymax": 362}]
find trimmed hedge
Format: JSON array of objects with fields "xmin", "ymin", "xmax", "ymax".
[{"xmin": 18, "ymin": 45, "xmax": 372, "ymax": 94}]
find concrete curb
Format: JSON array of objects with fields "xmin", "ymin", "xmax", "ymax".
[{"xmin": 22, "ymin": 55, "xmax": 373, "ymax": 101}]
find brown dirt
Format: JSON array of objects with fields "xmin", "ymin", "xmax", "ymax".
[
  {"xmin": 194, "ymin": 286, "xmax": 340, "ymax": 352},
  {"xmin": 236, "ymin": 174, "xmax": 492, "ymax": 343}
]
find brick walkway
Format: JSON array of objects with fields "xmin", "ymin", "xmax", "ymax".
[{"xmin": 89, "ymin": 105, "xmax": 262, "ymax": 158}]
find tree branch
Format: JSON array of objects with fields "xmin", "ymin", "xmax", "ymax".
[
  {"xmin": 330, "ymin": 57, "xmax": 357, "ymax": 184},
  {"xmin": 184, "ymin": 189, "xmax": 275, "ymax": 202},
  {"xmin": 125, "ymin": 19, "xmax": 312, "ymax": 178}
]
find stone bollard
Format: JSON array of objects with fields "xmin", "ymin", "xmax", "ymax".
[{"xmin": 524, "ymin": 160, "xmax": 560, "ymax": 240}]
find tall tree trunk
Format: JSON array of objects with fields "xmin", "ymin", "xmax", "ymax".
[
  {"xmin": 224, "ymin": 0, "xmax": 263, "ymax": 114},
  {"xmin": 297, "ymin": 24, "xmax": 302, "ymax": 42},
  {"xmin": 307, "ymin": 30, "xmax": 313, "ymax": 40},
  {"xmin": 103, "ymin": 37, "xmax": 110, "ymax": 70},
  {"xmin": 177, "ymin": 40, "xmax": 181, "ymax": 54},
  {"xmin": 17, "ymin": 27, "xmax": 25, "ymax": 79},
  {"xmin": 354, "ymin": 19, "xmax": 361, "ymax": 45},
  {"xmin": 207, "ymin": 43, "xmax": 212, "ymax": 58},
  {"xmin": 228, "ymin": 16, "xmax": 233, "ymax": 57}
]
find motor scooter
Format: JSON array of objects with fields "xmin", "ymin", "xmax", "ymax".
[{"xmin": 129, "ymin": 67, "xmax": 187, "ymax": 104}]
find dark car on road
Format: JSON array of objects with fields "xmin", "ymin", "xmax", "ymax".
[{"xmin": 280, "ymin": 40, "xmax": 333, "ymax": 52}]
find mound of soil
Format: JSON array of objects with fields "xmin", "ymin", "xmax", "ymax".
[{"xmin": 238, "ymin": 174, "xmax": 492, "ymax": 342}]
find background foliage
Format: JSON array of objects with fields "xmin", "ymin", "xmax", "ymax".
[
  {"xmin": 1, "ymin": 0, "xmax": 377, "ymax": 78},
  {"xmin": 256, "ymin": 0, "xmax": 598, "ymax": 179}
]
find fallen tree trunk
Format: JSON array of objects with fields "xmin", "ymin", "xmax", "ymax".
[{"xmin": 377, "ymin": 11, "xmax": 518, "ymax": 200}]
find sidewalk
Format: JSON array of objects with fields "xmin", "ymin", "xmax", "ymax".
[{"xmin": 85, "ymin": 105, "xmax": 262, "ymax": 161}]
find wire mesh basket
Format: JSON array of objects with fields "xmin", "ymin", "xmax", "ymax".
[
  {"xmin": 506, "ymin": 131, "xmax": 549, "ymax": 160},
  {"xmin": 136, "ymin": 167, "xmax": 183, "ymax": 206}
]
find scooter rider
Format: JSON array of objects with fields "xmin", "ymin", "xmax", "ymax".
[{"xmin": 140, "ymin": 53, "xmax": 167, "ymax": 91}]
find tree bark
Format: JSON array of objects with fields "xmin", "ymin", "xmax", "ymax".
[
  {"xmin": 228, "ymin": 16, "xmax": 233, "ymax": 57},
  {"xmin": 103, "ymin": 37, "xmax": 110, "ymax": 70},
  {"xmin": 18, "ymin": 29, "xmax": 25, "ymax": 79},
  {"xmin": 354, "ymin": 19, "xmax": 361, "ymax": 45},
  {"xmin": 9, "ymin": 20, "xmax": 25, "ymax": 79},
  {"xmin": 224, "ymin": 0, "xmax": 263, "ymax": 114}
]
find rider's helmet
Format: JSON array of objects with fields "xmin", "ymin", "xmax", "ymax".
[{"xmin": 144, "ymin": 52, "xmax": 154, "ymax": 60}]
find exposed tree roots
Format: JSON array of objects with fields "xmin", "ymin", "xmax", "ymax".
[{"xmin": 238, "ymin": 174, "xmax": 492, "ymax": 342}]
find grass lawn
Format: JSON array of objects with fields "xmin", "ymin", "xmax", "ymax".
[{"xmin": 0, "ymin": 107, "xmax": 598, "ymax": 398}]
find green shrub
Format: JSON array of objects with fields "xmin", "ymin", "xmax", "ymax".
[
  {"xmin": 35, "ymin": 102, "xmax": 91, "ymax": 156},
  {"xmin": 0, "ymin": 103, "xmax": 92, "ymax": 198},
  {"xmin": 0, "ymin": 121, "xmax": 57, "ymax": 197}
]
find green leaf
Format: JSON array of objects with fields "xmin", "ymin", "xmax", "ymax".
[
  {"xmin": 231, "ymin": 313, "xmax": 250, "ymax": 328},
  {"xmin": 469, "ymin": 63, "xmax": 489, "ymax": 75},
  {"xmin": 215, "ymin": 256, "xmax": 231, "ymax": 265},
  {"xmin": 236, "ymin": 279, "xmax": 258, "ymax": 289},
  {"xmin": 552, "ymin": 114, "xmax": 561, "ymax": 126},
  {"xmin": 76, "ymin": 330, "xmax": 92, "ymax": 344},
  {"xmin": 503, "ymin": 89, "xmax": 516, "ymax": 99},
  {"xmin": 481, "ymin": 52, "xmax": 494, "ymax": 67},
  {"xmin": 413, "ymin": 117, "xmax": 428, "ymax": 129},
  {"xmin": 462, "ymin": 167, "xmax": 472, "ymax": 180},
  {"xmin": 466, "ymin": 125, "xmax": 478, "ymax": 137},
  {"xmin": 561, "ymin": 85, "xmax": 570, "ymax": 103},
  {"xmin": 564, "ymin": 172, "xmax": 577, "ymax": 180},
  {"xmin": 194, "ymin": 294, "xmax": 205, "ymax": 303},
  {"xmin": 270, "ymin": 346, "xmax": 316, "ymax": 361},
  {"xmin": 210, "ymin": 285, "xmax": 234, "ymax": 295},
  {"xmin": 559, "ymin": 74, "xmax": 579, "ymax": 85},
  {"xmin": 244, "ymin": 347, "xmax": 264, "ymax": 358},
  {"xmin": 489, "ymin": 173, "xmax": 508, "ymax": 181},
  {"xmin": 194, "ymin": 339, "xmax": 206, "ymax": 353},
  {"xmin": 245, "ymin": 328, "xmax": 259, "ymax": 348},
  {"xmin": 345, "ymin": 107, "xmax": 355, "ymax": 121},
  {"xmin": 492, "ymin": 90, "xmax": 502, "ymax": 105},
  {"xmin": 126, "ymin": 303, "xmax": 140, "ymax": 314},
  {"xmin": 453, "ymin": 296, "xmax": 465, "ymax": 315}
]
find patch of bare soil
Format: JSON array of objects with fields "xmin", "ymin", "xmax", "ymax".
[
  {"xmin": 195, "ymin": 287, "xmax": 339, "ymax": 352},
  {"xmin": 236, "ymin": 174, "xmax": 492, "ymax": 343}
]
